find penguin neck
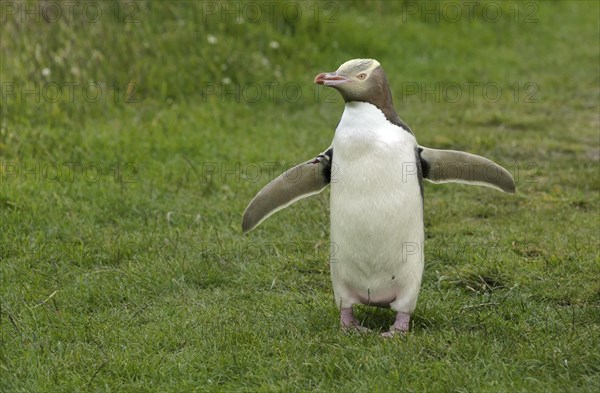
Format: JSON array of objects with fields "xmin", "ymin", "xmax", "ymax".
[{"xmin": 344, "ymin": 97, "xmax": 413, "ymax": 134}]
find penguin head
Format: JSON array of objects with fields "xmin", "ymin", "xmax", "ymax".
[{"xmin": 314, "ymin": 58, "xmax": 394, "ymax": 108}]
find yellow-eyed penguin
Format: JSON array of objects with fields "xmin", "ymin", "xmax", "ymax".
[{"xmin": 242, "ymin": 59, "xmax": 515, "ymax": 336}]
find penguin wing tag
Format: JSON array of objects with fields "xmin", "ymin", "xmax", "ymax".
[
  {"xmin": 242, "ymin": 148, "xmax": 333, "ymax": 232},
  {"xmin": 419, "ymin": 146, "xmax": 516, "ymax": 193}
]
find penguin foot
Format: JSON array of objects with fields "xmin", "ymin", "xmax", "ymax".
[
  {"xmin": 340, "ymin": 307, "xmax": 370, "ymax": 333},
  {"xmin": 381, "ymin": 311, "xmax": 410, "ymax": 337}
]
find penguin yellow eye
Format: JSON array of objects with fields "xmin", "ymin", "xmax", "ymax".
[{"xmin": 357, "ymin": 73, "xmax": 367, "ymax": 80}]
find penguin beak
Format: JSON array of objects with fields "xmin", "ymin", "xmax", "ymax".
[{"xmin": 314, "ymin": 72, "xmax": 351, "ymax": 86}]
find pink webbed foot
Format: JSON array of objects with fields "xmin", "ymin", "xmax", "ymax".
[
  {"xmin": 340, "ymin": 307, "xmax": 370, "ymax": 333},
  {"xmin": 381, "ymin": 311, "xmax": 410, "ymax": 337}
]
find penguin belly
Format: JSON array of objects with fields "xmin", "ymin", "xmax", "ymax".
[{"xmin": 330, "ymin": 102, "xmax": 424, "ymax": 313}]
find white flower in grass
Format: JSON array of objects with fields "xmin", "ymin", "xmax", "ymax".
[
  {"xmin": 207, "ymin": 35, "xmax": 218, "ymax": 45},
  {"xmin": 41, "ymin": 68, "xmax": 51, "ymax": 77},
  {"xmin": 221, "ymin": 77, "xmax": 231, "ymax": 85},
  {"xmin": 269, "ymin": 41, "xmax": 280, "ymax": 49}
]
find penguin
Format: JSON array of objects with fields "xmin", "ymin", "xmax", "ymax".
[{"xmin": 242, "ymin": 59, "xmax": 515, "ymax": 336}]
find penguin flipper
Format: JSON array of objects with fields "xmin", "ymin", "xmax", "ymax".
[
  {"xmin": 242, "ymin": 148, "xmax": 333, "ymax": 232},
  {"xmin": 419, "ymin": 146, "xmax": 515, "ymax": 193}
]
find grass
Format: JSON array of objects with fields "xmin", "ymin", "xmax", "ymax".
[{"xmin": 1, "ymin": 0, "xmax": 599, "ymax": 392}]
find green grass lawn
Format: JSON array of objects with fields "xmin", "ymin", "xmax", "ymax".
[{"xmin": 1, "ymin": 1, "xmax": 599, "ymax": 391}]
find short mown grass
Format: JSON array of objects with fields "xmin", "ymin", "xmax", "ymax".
[{"xmin": 1, "ymin": 1, "xmax": 599, "ymax": 392}]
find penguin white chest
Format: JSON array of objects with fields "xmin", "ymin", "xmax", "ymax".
[{"xmin": 330, "ymin": 102, "xmax": 424, "ymax": 312}]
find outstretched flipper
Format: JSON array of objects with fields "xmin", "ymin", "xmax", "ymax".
[
  {"xmin": 242, "ymin": 148, "xmax": 333, "ymax": 232},
  {"xmin": 419, "ymin": 146, "xmax": 515, "ymax": 193}
]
